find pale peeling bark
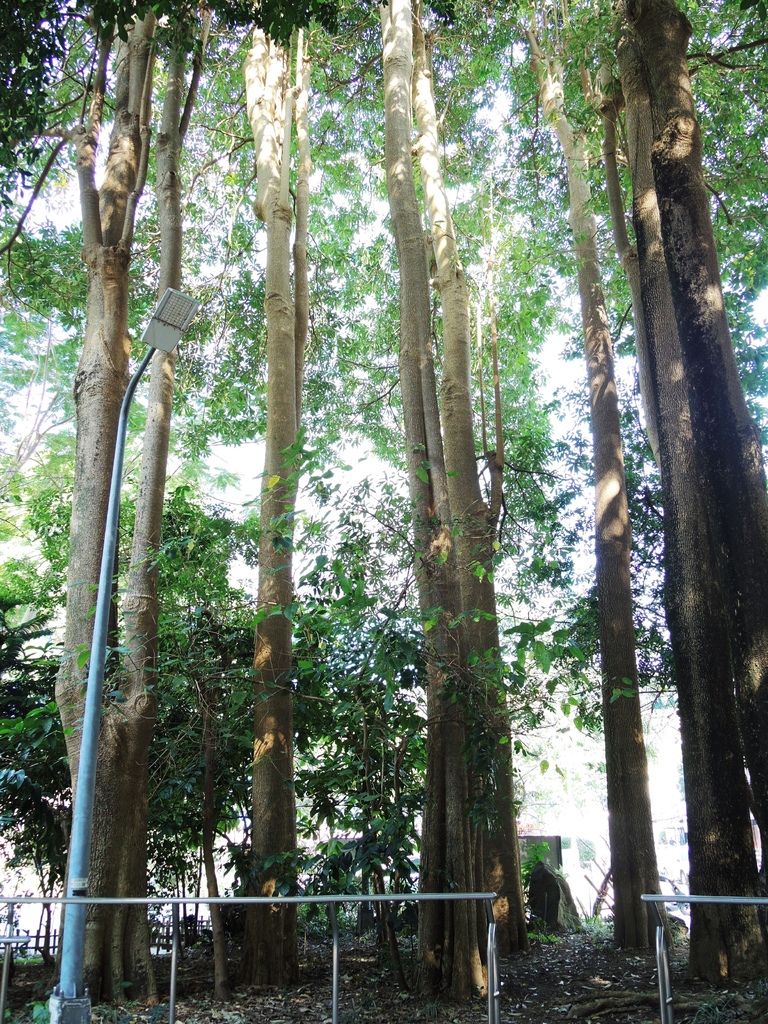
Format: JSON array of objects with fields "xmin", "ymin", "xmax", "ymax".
[
  {"xmin": 412, "ymin": 9, "xmax": 527, "ymax": 957},
  {"xmin": 179, "ymin": 28, "xmax": 227, "ymax": 996},
  {"xmin": 599, "ymin": 76, "xmax": 660, "ymax": 466},
  {"xmin": 528, "ymin": 32, "xmax": 659, "ymax": 948},
  {"xmin": 55, "ymin": 15, "xmax": 158, "ymax": 1002},
  {"xmin": 120, "ymin": 16, "xmax": 214, "ymax": 998},
  {"xmin": 617, "ymin": 25, "xmax": 767, "ymax": 982},
  {"xmin": 126, "ymin": 28, "xmax": 208, "ymax": 616},
  {"xmin": 381, "ymin": 0, "xmax": 483, "ymax": 998},
  {"xmin": 293, "ymin": 30, "xmax": 310, "ymax": 423},
  {"xmin": 241, "ymin": 30, "xmax": 301, "ymax": 987},
  {"xmin": 625, "ymin": 0, "xmax": 768, "ymax": 860},
  {"xmin": 118, "ymin": 47, "xmax": 183, "ymax": 1002}
]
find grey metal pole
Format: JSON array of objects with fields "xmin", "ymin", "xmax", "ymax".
[
  {"xmin": 329, "ymin": 902, "xmax": 339, "ymax": 1024},
  {"xmin": 485, "ymin": 897, "xmax": 500, "ymax": 1024},
  {"xmin": 50, "ymin": 348, "xmax": 155, "ymax": 1024},
  {"xmin": 649, "ymin": 901, "xmax": 674, "ymax": 1024},
  {"xmin": 170, "ymin": 904, "xmax": 180, "ymax": 1024},
  {"xmin": 0, "ymin": 941, "xmax": 13, "ymax": 1024},
  {"xmin": 0, "ymin": 901, "xmax": 13, "ymax": 1024}
]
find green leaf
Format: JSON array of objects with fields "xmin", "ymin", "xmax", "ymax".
[{"xmin": 532, "ymin": 640, "xmax": 551, "ymax": 673}]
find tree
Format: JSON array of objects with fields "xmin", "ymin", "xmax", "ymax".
[
  {"xmin": 380, "ymin": 0, "xmax": 484, "ymax": 996},
  {"xmin": 526, "ymin": 25, "xmax": 660, "ymax": 947},
  {"xmin": 52, "ymin": 15, "xmax": 165, "ymax": 1001},
  {"xmin": 127, "ymin": 485, "xmax": 267, "ymax": 1005},
  {"xmin": 240, "ymin": 26, "xmax": 310, "ymax": 987},
  {"xmin": 2, "ymin": 3, "xmax": 215, "ymax": 998},
  {"xmin": 115, "ymin": 12, "xmax": 211, "ymax": 997},
  {"xmin": 0, "ymin": 601, "xmax": 69, "ymax": 947},
  {"xmin": 292, "ymin": 525, "xmax": 427, "ymax": 989},
  {"xmin": 0, "ymin": 0, "xmax": 333, "ymax": 207},
  {"xmin": 625, "ymin": 0, "xmax": 768, "ymax": 857},
  {"xmin": 411, "ymin": 5, "xmax": 527, "ymax": 956},
  {"xmin": 0, "ymin": 0, "xmax": 70, "ymax": 205},
  {"xmin": 613, "ymin": 10, "xmax": 768, "ymax": 980}
]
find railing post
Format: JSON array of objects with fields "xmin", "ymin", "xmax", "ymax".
[
  {"xmin": 170, "ymin": 903, "xmax": 180, "ymax": 1024},
  {"xmin": 0, "ymin": 944, "xmax": 11, "ymax": 1024},
  {"xmin": 1, "ymin": 906, "xmax": 30, "ymax": 1024},
  {"xmin": 651, "ymin": 901, "xmax": 674, "ymax": 1024},
  {"xmin": 329, "ymin": 901, "xmax": 339, "ymax": 1024},
  {"xmin": 0, "ymin": 904, "xmax": 16, "ymax": 1024},
  {"xmin": 484, "ymin": 897, "xmax": 500, "ymax": 1024}
]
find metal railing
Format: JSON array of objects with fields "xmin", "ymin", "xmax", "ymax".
[
  {"xmin": 2, "ymin": 893, "xmax": 500, "ymax": 1024},
  {"xmin": 642, "ymin": 893, "xmax": 768, "ymax": 1024}
]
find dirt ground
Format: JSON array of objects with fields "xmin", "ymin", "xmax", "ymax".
[{"xmin": 8, "ymin": 928, "xmax": 768, "ymax": 1024}]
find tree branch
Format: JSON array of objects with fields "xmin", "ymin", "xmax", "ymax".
[
  {"xmin": 0, "ymin": 141, "xmax": 66, "ymax": 258},
  {"xmin": 121, "ymin": 41, "xmax": 156, "ymax": 247},
  {"xmin": 706, "ymin": 181, "xmax": 734, "ymax": 225},
  {"xmin": 180, "ymin": 8, "xmax": 212, "ymax": 143},
  {"xmin": 689, "ymin": 35, "xmax": 768, "ymax": 63},
  {"xmin": 87, "ymin": 32, "xmax": 112, "ymax": 138}
]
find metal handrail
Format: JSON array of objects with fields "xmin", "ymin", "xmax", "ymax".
[
  {"xmin": 2, "ymin": 892, "xmax": 500, "ymax": 1024},
  {"xmin": 642, "ymin": 893, "xmax": 768, "ymax": 1024}
]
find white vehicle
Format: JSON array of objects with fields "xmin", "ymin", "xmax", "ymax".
[{"xmin": 655, "ymin": 825, "xmax": 689, "ymax": 885}]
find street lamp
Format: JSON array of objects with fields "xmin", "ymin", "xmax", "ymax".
[{"xmin": 50, "ymin": 289, "xmax": 200, "ymax": 1024}]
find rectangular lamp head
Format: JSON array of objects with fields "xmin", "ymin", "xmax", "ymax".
[{"xmin": 141, "ymin": 288, "xmax": 201, "ymax": 353}]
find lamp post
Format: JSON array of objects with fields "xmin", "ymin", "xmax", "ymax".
[{"xmin": 50, "ymin": 289, "xmax": 200, "ymax": 1024}]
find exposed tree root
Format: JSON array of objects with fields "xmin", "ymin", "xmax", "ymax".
[{"xmin": 566, "ymin": 989, "xmax": 707, "ymax": 1018}]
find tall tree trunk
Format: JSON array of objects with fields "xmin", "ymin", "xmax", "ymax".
[
  {"xmin": 615, "ymin": 27, "xmax": 767, "ymax": 981},
  {"xmin": 240, "ymin": 29, "xmax": 304, "ymax": 987},
  {"xmin": 293, "ymin": 30, "xmax": 310, "ymax": 427},
  {"xmin": 201, "ymin": 679, "xmax": 231, "ymax": 1000},
  {"xmin": 599, "ymin": 73, "xmax": 660, "ymax": 467},
  {"xmin": 122, "ymin": 17, "xmax": 212, "ymax": 995},
  {"xmin": 113, "ymin": 26, "xmax": 208, "ymax": 1003},
  {"xmin": 411, "ymin": 9, "xmax": 527, "ymax": 957},
  {"xmin": 528, "ymin": 32, "xmax": 659, "ymax": 948},
  {"xmin": 55, "ymin": 17, "xmax": 159, "ymax": 1001},
  {"xmin": 625, "ymin": 0, "xmax": 768, "ymax": 852},
  {"xmin": 380, "ymin": 0, "xmax": 483, "ymax": 998}
]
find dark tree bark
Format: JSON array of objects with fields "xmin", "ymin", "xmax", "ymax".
[
  {"xmin": 618, "ymin": 25, "xmax": 765, "ymax": 974},
  {"xmin": 528, "ymin": 33, "xmax": 659, "ymax": 948},
  {"xmin": 616, "ymin": 24, "xmax": 767, "ymax": 982},
  {"xmin": 626, "ymin": 0, "xmax": 768, "ymax": 854}
]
